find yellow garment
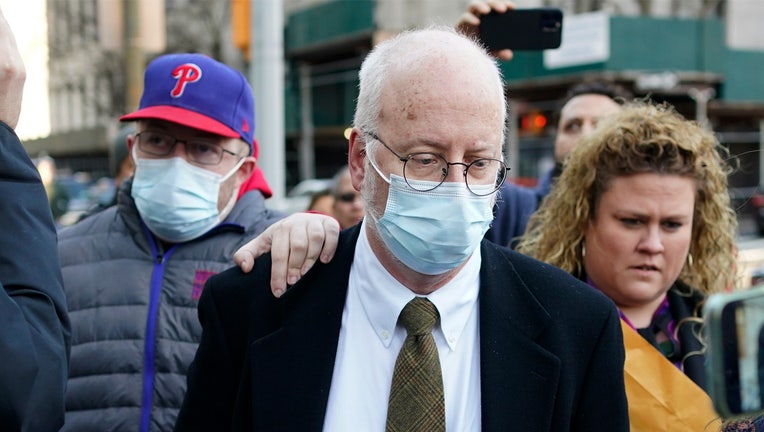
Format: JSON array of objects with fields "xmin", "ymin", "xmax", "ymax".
[{"xmin": 621, "ymin": 319, "xmax": 722, "ymax": 431}]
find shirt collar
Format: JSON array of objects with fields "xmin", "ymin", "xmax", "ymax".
[{"xmin": 352, "ymin": 219, "xmax": 481, "ymax": 351}]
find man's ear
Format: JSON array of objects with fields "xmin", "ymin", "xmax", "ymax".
[
  {"xmin": 235, "ymin": 156, "xmax": 256, "ymax": 186},
  {"xmin": 348, "ymin": 128, "xmax": 366, "ymax": 191},
  {"xmin": 126, "ymin": 134, "xmax": 136, "ymax": 162},
  {"xmin": 125, "ymin": 134, "xmax": 135, "ymax": 159}
]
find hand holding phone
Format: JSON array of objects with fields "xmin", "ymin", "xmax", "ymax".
[{"xmin": 478, "ymin": 8, "xmax": 563, "ymax": 52}]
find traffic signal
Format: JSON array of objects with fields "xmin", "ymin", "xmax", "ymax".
[
  {"xmin": 519, "ymin": 111, "xmax": 548, "ymax": 135},
  {"xmin": 231, "ymin": 0, "xmax": 250, "ymax": 58}
]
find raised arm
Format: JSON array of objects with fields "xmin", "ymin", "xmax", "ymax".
[{"xmin": 0, "ymin": 6, "xmax": 70, "ymax": 430}]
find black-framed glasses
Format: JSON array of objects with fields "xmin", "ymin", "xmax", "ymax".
[
  {"xmin": 135, "ymin": 130, "xmax": 240, "ymax": 166},
  {"xmin": 365, "ymin": 132, "xmax": 507, "ymax": 196}
]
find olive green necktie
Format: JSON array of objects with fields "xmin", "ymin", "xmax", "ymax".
[{"xmin": 386, "ymin": 297, "xmax": 446, "ymax": 432}]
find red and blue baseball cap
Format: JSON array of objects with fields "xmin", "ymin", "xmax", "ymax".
[{"xmin": 120, "ymin": 53, "xmax": 258, "ymax": 157}]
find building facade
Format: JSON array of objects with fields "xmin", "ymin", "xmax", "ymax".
[{"xmin": 30, "ymin": 0, "xmax": 764, "ymax": 205}]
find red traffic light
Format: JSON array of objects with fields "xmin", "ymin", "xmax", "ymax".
[{"xmin": 520, "ymin": 112, "xmax": 548, "ymax": 132}]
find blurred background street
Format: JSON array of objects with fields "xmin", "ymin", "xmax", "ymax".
[{"xmin": 5, "ymin": 0, "xmax": 764, "ymax": 288}]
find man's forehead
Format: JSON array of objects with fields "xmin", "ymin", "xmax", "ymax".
[
  {"xmin": 378, "ymin": 90, "xmax": 503, "ymax": 137},
  {"xmin": 561, "ymin": 94, "xmax": 621, "ymax": 119}
]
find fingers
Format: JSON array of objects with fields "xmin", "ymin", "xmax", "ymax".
[
  {"xmin": 235, "ymin": 213, "xmax": 342, "ymax": 298},
  {"xmin": 459, "ymin": 0, "xmax": 514, "ymax": 29},
  {"xmin": 279, "ymin": 214, "xmax": 341, "ymax": 296},
  {"xmin": 233, "ymin": 226, "xmax": 275, "ymax": 273},
  {"xmin": 456, "ymin": 1, "xmax": 516, "ymax": 62},
  {"xmin": 492, "ymin": 49, "xmax": 514, "ymax": 61},
  {"xmin": 455, "ymin": 0, "xmax": 490, "ymax": 36},
  {"xmin": 318, "ymin": 218, "xmax": 340, "ymax": 264},
  {"xmin": 487, "ymin": 1, "xmax": 514, "ymax": 13},
  {"xmin": 467, "ymin": 0, "xmax": 494, "ymax": 16},
  {"xmin": 269, "ymin": 223, "xmax": 293, "ymax": 297},
  {"xmin": 282, "ymin": 215, "xmax": 340, "ymax": 287},
  {"xmin": 282, "ymin": 221, "xmax": 312, "ymax": 287},
  {"xmin": 456, "ymin": 12, "xmax": 481, "ymax": 37},
  {"xmin": 232, "ymin": 249, "xmax": 255, "ymax": 273},
  {"xmin": 297, "ymin": 221, "xmax": 327, "ymax": 278}
]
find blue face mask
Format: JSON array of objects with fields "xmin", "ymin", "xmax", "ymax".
[
  {"xmin": 369, "ymin": 172, "xmax": 494, "ymax": 275},
  {"xmin": 131, "ymin": 154, "xmax": 243, "ymax": 243}
]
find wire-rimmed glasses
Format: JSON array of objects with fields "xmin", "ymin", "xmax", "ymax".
[{"xmin": 365, "ymin": 131, "xmax": 507, "ymax": 196}]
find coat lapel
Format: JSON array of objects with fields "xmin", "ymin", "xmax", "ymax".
[
  {"xmin": 245, "ymin": 226, "xmax": 361, "ymax": 431},
  {"xmin": 243, "ymin": 233, "xmax": 564, "ymax": 431},
  {"xmin": 478, "ymin": 242, "xmax": 562, "ymax": 432}
]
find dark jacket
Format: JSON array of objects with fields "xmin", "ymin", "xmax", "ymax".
[
  {"xmin": 0, "ymin": 122, "xmax": 70, "ymax": 431},
  {"xmin": 484, "ymin": 181, "xmax": 539, "ymax": 248},
  {"xmin": 534, "ymin": 164, "xmax": 560, "ymax": 205},
  {"xmin": 176, "ymin": 225, "xmax": 629, "ymax": 431},
  {"xmin": 59, "ymin": 179, "xmax": 286, "ymax": 432}
]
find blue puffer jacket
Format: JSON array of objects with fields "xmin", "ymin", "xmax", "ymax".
[{"xmin": 58, "ymin": 180, "xmax": 286, "ymax": 432}]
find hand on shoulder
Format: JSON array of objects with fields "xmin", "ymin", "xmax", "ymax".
[{"xmin": 234, "ymin": 212, "xmax": 340, "ymax": 297}]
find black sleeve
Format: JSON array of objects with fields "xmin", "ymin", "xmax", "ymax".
[
  {"xmin": 0, "ymin": 122, "xmax": 70, "ymax": 431},
  {"xmin": 175, "ymin": 266, "xmax": 262, "ymax": 432}
]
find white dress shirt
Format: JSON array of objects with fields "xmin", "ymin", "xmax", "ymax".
[{"xmin": 323, "ymin": 220, "xmax": 482, "ymax": 431}]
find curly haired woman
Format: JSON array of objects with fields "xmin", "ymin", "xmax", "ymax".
[{"xmin": 518, "ymin": 100, "xmax": 739, "ymax": 430}]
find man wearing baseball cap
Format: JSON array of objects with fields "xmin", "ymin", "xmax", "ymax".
[{"xmin": 57, "ymin": 53, "xmax": 288, "ymax": 432}]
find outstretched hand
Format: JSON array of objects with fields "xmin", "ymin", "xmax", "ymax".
[
  {"xmin": 0, "ymin": 6, "xmax": 25, "ymax": 129},
  {"xmin": 234, "ymin": 212, "xmax": 340, "ymax": 297},
  {"xmin": 456, "ymin": 0, "xmax": 515, "ymax": 61}
]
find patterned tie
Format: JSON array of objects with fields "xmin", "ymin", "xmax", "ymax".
[{"xmin": 386, "ymin": 297, "xmax": 446, "ymax": 432}]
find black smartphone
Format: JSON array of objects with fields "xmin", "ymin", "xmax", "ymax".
[
  {"xmin": 705, "ymin": 286, "xmax": 764, "ymax": 418},
  {"xmin": 478, "ymin": 8, "xmax": 563, "ymax": 52}
]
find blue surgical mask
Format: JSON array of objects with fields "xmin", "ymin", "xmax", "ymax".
[
  {"xmin": 368, "ymin": 172, "xmax": 494, "ymax": 275},
  {"xmin": 131, "ymin": 153, "xmax": 243, "ymax": 243}
]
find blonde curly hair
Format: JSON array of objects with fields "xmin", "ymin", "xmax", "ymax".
[{"xmin": 517, "ymin": 101, "xmax": 738, "ymax": 296}]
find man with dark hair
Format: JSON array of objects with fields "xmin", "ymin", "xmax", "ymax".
[
  {"xmin": 485, "ymin": 79, "xmax": 632, "ymax": 248},
  {"xmin": 534, "ymin": 80, "xmax": 633, "ymax": 201}
]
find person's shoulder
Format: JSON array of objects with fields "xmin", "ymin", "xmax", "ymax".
[
  {"xmin": 483, "ymin": 240, "xmax": 561, "ymax": 275},
  {"xmin": 483, "ymin": 241, "xmax": 614, "ymax": 309},
  {"xmin": 0, "ymin": 120, "xmax": 19, "ymax": 144},
  {"xmin": 59, "ymin": 205, "xmax": 121, "ymax": 241},
  {"xmin": 202, "ymin": 255, "xmax": 278, "ymax": 310},
  {"xmin": 230, "ymin": 191, "xmax": 289, "ymax": 235},
  {"xmin": 496, "ymin": 182, "xmax": 537, "ymax": 207}
]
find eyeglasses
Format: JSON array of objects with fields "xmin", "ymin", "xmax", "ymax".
[
  {"xmin": 135, "ymin": 130, "xmax": 240, "ymax": 166},
  {"xmin": 336, "ymin": 192, "xmax": 359, "ymax": 203},
  {"xmin": 364, "ymin": 132, "xmax": 507, "ymax": 196}
]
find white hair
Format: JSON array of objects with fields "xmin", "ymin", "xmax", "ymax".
[{"xmin": 353, "ymin": 25, "xmax": 507, "ymax": 144}]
